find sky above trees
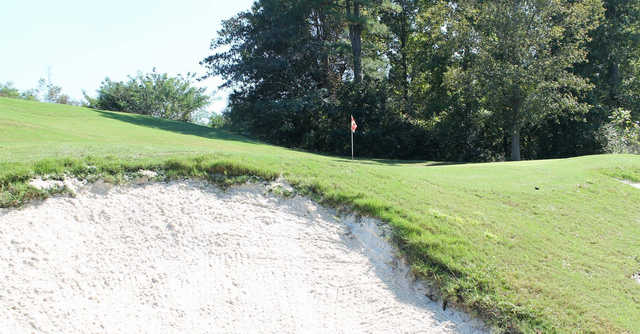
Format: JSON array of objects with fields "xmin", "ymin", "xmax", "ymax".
[{"xmin": 0, "ymin": 0, "xmax": 254, "ymax": 112}]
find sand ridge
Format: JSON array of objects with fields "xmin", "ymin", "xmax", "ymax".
[{"xmin": 0, "ymin": 180, "xmax": 487, "ymax": 333}]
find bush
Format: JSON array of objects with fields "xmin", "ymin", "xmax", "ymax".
[
  {"xmin": 91, "ymin": 70, "xmax": 210, "ymax": 121},
  {"xmin": 209, "ymin": 113, "xmax": 228, "ymax": 128},
  {"xmin": 599, "ymin": 108, "xmax": 640, "ymax": 154},
  {"xmin": 0, "ymin": 82, "xmax": 21, "ymax": 99}
]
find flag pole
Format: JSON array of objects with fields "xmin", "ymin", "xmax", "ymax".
[{"xmin": 351, "ymin": 115, "xmax": 354, "ymax": 160}]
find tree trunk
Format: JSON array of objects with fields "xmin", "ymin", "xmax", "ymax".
[
  {"xmin": 510, "ymin": 95, "xmax": 523, "ymax": 161},
  {"xmin": 609, "ymin": 61, "xmax": 620, "ymax": 105},
  {"xmin": 347, "ymin": 0, "xmax": 363, "ymax": 83},
  {"xmin": 503, "ymin": 134, "xmax": 509, "ymax": 160},
  {"xmin": 400, "ymin": 2, "xmax": 409, "ymax": 113},
  {"xmin": 511, "ymin": 127, "xmax": 521, "ymax": 161},
  {"xmin": 401, "ymin": 50, "xmax": 409, "ymax": 111}
]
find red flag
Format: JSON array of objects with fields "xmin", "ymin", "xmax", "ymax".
[{"xmin": 351, "ymin": 115, "xmax": 357, "ymax": 133}]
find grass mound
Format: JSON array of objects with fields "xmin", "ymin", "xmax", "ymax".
[{"xmin": 2, "ymin": 97, "xmax": 640, "ymax": 333}]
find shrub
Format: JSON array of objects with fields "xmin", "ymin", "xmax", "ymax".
[
  {"xmin": 599, "ymin": 108, "xmax": 640, "ymax": 154},
  {"xmin": 91, "ymin": 69, "xmax": 210, "ymax": 121},
  {"xmin": 209, "ymin": 113, "xmax": 228, "ymax": 129},
  {"xmin": 0, "ymin": 82, "xmax": 21, "ymax": 99}
]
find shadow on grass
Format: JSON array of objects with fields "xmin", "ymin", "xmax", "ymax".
[
  {"xmin": 94, "ymin": 110, "xmax": 259, "ymax": 145},
  {"xmin": 332, "ymin": 158, "xmax": 465, "ymax": 167}
]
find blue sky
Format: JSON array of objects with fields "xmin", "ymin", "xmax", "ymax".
[{"xmin": 0, "ymin": 0, "xmax": 255, "ymax": 114}]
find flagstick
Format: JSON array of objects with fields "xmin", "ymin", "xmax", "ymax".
[
  {"xmin": 350, "ymin": 115, "xmax": 354, "ymax": 160},
  {"xmin": 351, "ymin": 129, "xmax": 354, "ymax": 160}
]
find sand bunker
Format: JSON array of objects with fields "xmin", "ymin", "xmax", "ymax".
[
  {"xmin": 623, "ymin": 180, "xmax": 640, "ymax": 189},
  {"xmin": 620, "ymin": 180, "xmax": 640, "ymax": 189},
  {"xmin": 0, "ymin": 180, "xmax": 486, "ymax": 333}
]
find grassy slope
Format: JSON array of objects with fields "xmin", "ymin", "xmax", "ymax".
[{"xmin": 1, "ymin": 97, "xmax": 640, "ymax": 333}]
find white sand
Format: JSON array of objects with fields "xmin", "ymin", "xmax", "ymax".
[
  {"xmin": 0, "ymin": 180, "xmax": 487, "ymax": 333},
  {"xmin": 622, "ymin": 180, "xmax": 640, "ymax": 189}
]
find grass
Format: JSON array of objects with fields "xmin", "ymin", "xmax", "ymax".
[{"xmin": 2, "ymin": 97, "xmax": 640, "ymax": 333}]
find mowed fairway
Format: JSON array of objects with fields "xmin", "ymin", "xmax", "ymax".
[{"xmin": 1, "ymin": 97, "xmax": 640, "ymax": 333}]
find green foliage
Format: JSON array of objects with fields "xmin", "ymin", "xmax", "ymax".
[
  {"xmin": 202, "ymin": 0, "xmax": 430, "ymax": 159},
  {"xmin": 0, "ymin": 80, "xmax": 70, "ymax": 104},
  {"xmin": 443, "ymin": 0, "xmax": 603, "ymax": 161},
  {"xmin": 209, "ymin": 113, "xmax": 228, "ymax": 129},
  {"xmin": 203, "ymin": 0, "xmax": 638, "ymax": 162},
  {"xmin": 577, "ymin": 0, "xmax": 640, "ymax": 115},
  {"xmin": 19, "ymin": 88, "xmax": 40, "ymax": 101},
  {"xmin": 91, "ymin": 69, "xmax": 210, "ymax": 121},
  {"xmin": 0, "ymin": 78, "xmax": 76, "ymax": 105},
  {"xmin": 600, "ymin": 108, "xmax": 640, "ymax": 153},
  {"xmin": 0, "ymin": 82, "xmax": 21, "ymax": 98},
  {"xmin": 38, "ymin": 77, "xmax": 75, "ymax": 105}
]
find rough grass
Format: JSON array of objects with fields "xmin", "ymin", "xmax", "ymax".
[{"xmin": 2, "ymin": 97, "xmax": 640, "ymax": 333}]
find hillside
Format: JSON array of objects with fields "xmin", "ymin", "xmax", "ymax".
[{"xmin": 1, "ymin": 97, "xmax": 640, "ymax": 333}]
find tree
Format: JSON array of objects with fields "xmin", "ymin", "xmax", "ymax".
[
  {"xmin": 380, "ymin": 0, "xmax": 418, "ymax": 114},
  {"xmin": 573, "ymin": 0, "xmax": 640, "ymax": 134},
  {"xmin": 0, "ymin": 82, "xmax": 21, "ymax": 98},
  {"xmin": 20, "ymin": 89, "xmax": 40, "ymax": 101},
  {"xmin": 203, "ymin": 0, "xmax": 344, "ymax": 94},
  {"xmin": 203, "ymin": 0, "xmax": 629, "ymax": 162},
  {"xmin": 37, "ymin": 77, "xmax": 74, "ymax": 105},
  {"xmin": 45, "ymin": 84, "xmax": 62, "ymax": 103},
  {"xmin": 201, "ymin": 0, "xmax": 348, "ymax": 144},
  {"xmin": 91, "ymin": 70, "xmax": 210, "ymax": 121},
  {"xmin": 346, "ymin": 0, "xmax": 365, "ymax": 83},
  {"xmin": 343, "ymin": 0, "xmax": 389, "ymax": 84},
  {"xmin": 449, "ymin": 0, "xmax": 603, "ymax": 160},
  {"xmin": 579, "ymin": 1, "xmax": 640, "ymax": 110},
  {"xmin": 0, "ymin": 82, "xmax": 40, "ymax": 102}
]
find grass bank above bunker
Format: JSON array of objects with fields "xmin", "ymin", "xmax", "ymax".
[{"xmin": 1, "ymin": 155, "xmax": 639, "ymax": 333}]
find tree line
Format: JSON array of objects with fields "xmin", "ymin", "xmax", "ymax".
[
  {"xmin": 0, "ymin": 77, "xmax": 76, "ymax": 105},
  {"xmin": 202, "ymin": 0, "xmax": 640, "ymax": 161},
  {"xmin": 2, "ymin": 70, "xmax": 212, "ymax": 124}
]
